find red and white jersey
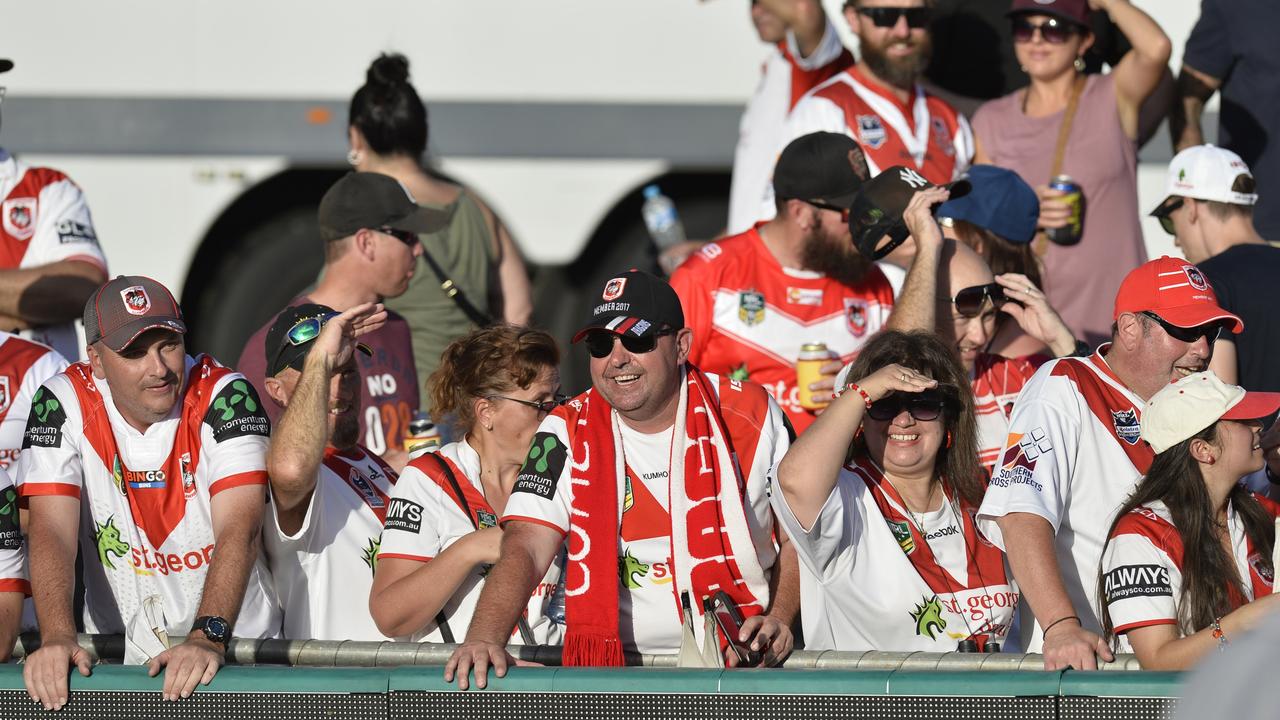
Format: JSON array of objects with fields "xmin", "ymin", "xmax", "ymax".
[
  {"xmin": 378, "ymin": 439, "xmax": 564, "ymax": 645},
  {"xmin": 670, "ymin": 226, "xmax": 893, "ymax": 432},
  {"xmin": 776, "ymin": 66, "xmax": 972, "ymax": 210},
  {"xmin": 15, "ymin": 355, "xmax": 281, "ymax": 652},
  {"xmin": 0, "ymin": 332, "xmax": 67, "ymax": 471},
  {"xmin": 1101, "ymin": 499, "xmax": 1277, "ymax": 651},
  {"xmin": 972, "ymin": 352, "xmax": 1047, "ymax": 477},
  {"xmin": 501, "ymin": 374, "xmax": 789, "ymax": 654},
  {"xmin": 264, "ymin": 445, "xmax": 397, "ymax": 641},
  {"xmin": 771, "ymin": 457, "xmax": 1016, "ymax": 651},
  {"xmin": 728, "ymin": 22, "xmax": 853, "ymax": 235},
  {"xmin": 0, "ymin": 149, "xmax": 107, "ymax": 361},
  {"xmin": 0, "ymin": 468, "xmax": 29, "ymax": 598},
  {"xmin": 976, "ymin": 346, "xmax": 1153, "ymax": 650}
]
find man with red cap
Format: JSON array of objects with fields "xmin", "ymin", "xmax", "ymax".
[{"xmin": 976, "ymin": 257, "xmax": 1243, "ymax": 670}]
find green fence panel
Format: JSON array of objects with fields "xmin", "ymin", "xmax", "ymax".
[{"xmin": 718, "ymin": 668, "xmax": 894, "ymax": 694}]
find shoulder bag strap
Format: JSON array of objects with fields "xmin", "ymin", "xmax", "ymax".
[
  {"xmin": 416, "ymin": 238, "xmax": 495, "ymax": 327},
  {"xmin": 1034, "ymin": 74, "xmax": 1086, "ymax": 258}
]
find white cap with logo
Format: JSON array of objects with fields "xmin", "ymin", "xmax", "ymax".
[
  {"xmin": 1140, "ymin": 371, "xmax": 1280, "ymax": 454},
  {"xmin": 1162, "ymin": 144, "xmax": 1257, "ymax": 206}
]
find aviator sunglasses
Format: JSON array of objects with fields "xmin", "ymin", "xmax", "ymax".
[
  {"xmin": 1011, "ymin": 17, "xmax": 1082, "ymax": 45},
  {"xmin": 867, "ymin": 392, "xmax": 948, "ymax": 422},
  {"xmin": 858, "ymin": 6, "xmax": 932, "ymax": 29},
  {"xmin": 951, "ymin": 283, "xmax": 1009, "ymax": 318},
  {"xmin": 1140, "ymin": 310, "xmax": 1223, "ymax": 345},
  {"xmin": 584, "ymin": 329, "xmax": 675, "ymax": 359}
]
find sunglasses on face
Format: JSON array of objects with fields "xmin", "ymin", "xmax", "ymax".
[
  {"xmin": 1011, "ymin": 17, "xmax": 1082, "ymax": 45},
  {"xmin": 378, "ymin": 226, "xmax": 420, "ymax": 247},
  {"xmin": 488, "ymin": 393, "xmax": 568, "ymax": 414},
  {"xmin": 804, "ymin": 200, "xmax": 851, "ymax": 223},
  {"xmin": 1155, "ymin": 198, "xmax": 1184, "ymax": 236},
  {"xmin": 867, "ymin": 393, "xmax": 948, "ymax": 422},
  {"xmin": 952, "ymin": 283, "xmax": 1008, "ymax": 318},
  {"xmin": 858, "ymin": 6, "xmax": 932, "ymax": 29},
  {"xmin": 1140, "ymin": 310, "xmax": 1223, "ymax": 345},
  {"xmin": 584, "ymin": 329, "xmax": 674, "ymax": 359}
]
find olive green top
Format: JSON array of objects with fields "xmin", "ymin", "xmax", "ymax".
[{"xmin": 385, "ymin": 188, "xmax": 496, "ymax": 413}]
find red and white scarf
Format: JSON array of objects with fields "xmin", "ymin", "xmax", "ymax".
[{"xmin": 562, "ymin": 366, "xmax": 769, "ymax": 666}]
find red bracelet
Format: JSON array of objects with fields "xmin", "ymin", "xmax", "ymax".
[{"xmin": 835, "ymin": 382, "xmax": 873, "ymax": 409}]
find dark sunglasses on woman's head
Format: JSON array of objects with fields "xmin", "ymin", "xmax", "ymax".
[
  {"xmin": 858, "ymin": 6, "xmax": 932, "ymax": 29},
  {"xmin": 378, "ymin": 226, "xmax": 420, "ymax": 247},
  {"xmin": 867, "ymin": 392, "xmax": 948, "ymax": 422},
  {"xmin": 1011, "ymin": 17, "xmax": 1082, "ymax": 45},
  {"xmin": 584, "ymin": 329, "xmax": 674, "ymax": 359},
  {"xmin": 1140, "ymin": 310, "xmax": 1223, "ymax": 345},
  {"xmin": 952, "ymin": 283, "xmax": 1008, "ymax": 318}
]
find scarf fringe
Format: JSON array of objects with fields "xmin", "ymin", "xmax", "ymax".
[{"xmin": 563, "ymin": 630, "xmax": 625, "ymax": 667}]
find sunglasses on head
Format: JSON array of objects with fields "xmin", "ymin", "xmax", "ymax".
[
  {"xmin": 378, "ymin": 226, "xmax": 420, "ymax": 247},
  {"xmin": 584, "ymin": 329, "xmax": 674, "ymax": 359},
  {"xmin": 952, "ymin": 283, "xmax": 1008, "ymax": 318},
  {"xmin": 1154, "ymin": 198, "xmax": 1184, "ymax": 236},
  {"xmin": 269, "ymin": 312, "xmax": 337, "ymax": 373},
  {"xmin": 858, "ymin": 6, "xmax": 932, "ymax": 29},
  {"xmin": 1140, "ymin": 310, "xmax": 1223, "ymax": 345},
  {"xmin": 1011, "ymin": 16, "xmax": 1082, "ymax": 45},
  {"xmin": 804, "ymin": 200, "xmax": 851, "ymax": 223},
  {"xmin": 867, "ymin": 392, "xmax": 948, "ymax": 422},
  {"xmin": 488, "ymin": 393, "xmax": 569, "ymax": 414}
]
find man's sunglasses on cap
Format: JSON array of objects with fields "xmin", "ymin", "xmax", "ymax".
[
  {"xmin": 584, "ymin": 328, "xmax": 675, "ymax": 359},
  {"xmin": 867, "ymin": 391, "xmax": 949, "ymax": 422},
  {"xmin": 1140, "ymin": 310, "xmax": 1223, "ymax": 345},
  {"xmin": 952, "ymin": 283, "xmax": 1009, "ymax": 318},
  {"xmin": 859, "ymin": 6, "xmax": 932, "ymax": 28},
  {"xmin": 1151, "ymin": 198, "xmax": 1184, "ymax": 236},
  {"xmin": 271, "ymin": 311, "xmax": 371, "ymax": 373},
  {"xmin": 1011, "ymin": 16, "xmax": 1083, "ymax": 45}
]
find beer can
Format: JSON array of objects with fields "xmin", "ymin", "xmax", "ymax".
[
  {"xmin": 796, "ymin": 342, "xmax": 831, "ymax": 411},
  {"xmin": 1046, "ymin": 175, "xmax": 1083, "ymax": 245},
  {"xmin": 404, "ymin": 411, "xmax": 442, "ymax": 456}
]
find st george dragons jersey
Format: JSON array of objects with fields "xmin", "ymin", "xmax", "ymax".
[
  {"xmin": 0, "ymin": 332, "xmax": 67, "ymax": 471},
  {"xmin": 16, "ymin": 355, "xmax": 281, "ymax": 655},
  {"xmin": 264, "ymin": 444, "xmax": 397, "ymax": 641},
  {"xmin": 976, "ymin": 346, "xmax": 1153, "ymax": 650},
  {"xmin": 670, "ymin": 226, "xmax": 893, "ymax": 432},
  {"xmin": 972, "ymin": 352, "xmax": 1047, "ymax": 477}
]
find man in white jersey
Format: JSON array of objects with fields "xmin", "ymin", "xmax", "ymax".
[
  {"xmin": 21, "ymin": 276, "xmax": 280, "ymax": 709},
  {"xmin": 446, "ymin": 270, "xmax": 796, "ymax": 689},
  {"xmin": 0, "ymin": 60, "xmax": 108, "ymax": 362},
  {"xmin": 0, "ymin": 331, "xmax": 68, "ymax": 471},
  {"xmin": 976, "ymin": 257, "xmax": 1243, "ymax": 670},
  {"xmin": 261, "ymin": 302, "xmax": 396, "ymax": 641}
]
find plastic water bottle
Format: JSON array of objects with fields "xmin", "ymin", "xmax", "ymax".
[
  {"xmin": 641, "ymin": 184, "xmax": 686, "ymax": 250},
  {"xmin": 546, "ymin": 574, "xmax": 567, "ymax": 625},
  {"xmin": 403, "ymin": 411, "xmax": 442, "ymax": 459}
]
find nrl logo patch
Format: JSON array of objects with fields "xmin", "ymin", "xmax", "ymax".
[
  {"xmin": 121, "ymin": 286, "xmax": 151, "ymax": 315},
  {"xmin": 1112, "ymin": 409, "xmax": 1141, "ymax": 445},
  {"xmin": 856, "ymin": 115, "xmax": 886, "ymax": 149},
  {"xmin": 738, "ymin": 290, "xmax": 765, "ymax": 327},
  {"xmin": 2, "ymin": 197, "xmax": 36, "ymax": 241}
]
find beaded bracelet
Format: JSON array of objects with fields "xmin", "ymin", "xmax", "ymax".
[
  {"xmin": 833, "ymin": 382, "xmax": 873, "ymax": 409},
  {"xmin": 1211, "ymin": 617, "xmax": 1229, "ymax": 651}
]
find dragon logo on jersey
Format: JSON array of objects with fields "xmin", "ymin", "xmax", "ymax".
[
  {"xmin": 619, "ymin": 547, "xmax": 650, "ymax": 589},
  {"xmin": 845, "ymin": 299, "xmax": 869, "ymax": 337},
  {"xmin": 94, "ymin": 516, "xmax": 130, "ymax": 570},
  {"xmin": 180, "ymin": 452, "xmax": 196, "ymax": 499},
  {"xmin": 910, "ymin": 595, "xmax": 947, "ymax": 640},
  {"xmin": 856, "ymin": 115, "xmax": 886, "ymax": 149},
  {"xmin": 729, "ymin": 364, "xmax": 750, "ymax": 382},
  {"xmin": 2, "ymin": 197, "xmax": 35, "ymax": 241},
  {"xmin": 738, "ymin": 290, "xmax": 765, "ymax": 327},
  {"xmin": 1111, "ymin": 409, "xmax": 1141, "ymax": 445},
  {"xmin": 0, "ymin": 486, "xmax": 21, "ymax": 551},
  {"xmin": 0, "ymin": 376, "xmax": 11, "ymax": 416},
  {"xmin": 1248, "ymin": 552, "xmax": 1274, "ymax": 588},
  {"xmin": 889, "ymin": 520, "xmax": 916, "ymax": 554},
  {"xmin": 120, "ymin": 286, "xmax": 151, "ymax": 316},
  {"xmin": 361, "ymin": 534, "xmax": 381, "ymax": 574},
  {"xmin": 931, "ymin": 117, "xmax": 954, "ymax": 157},
  {"xmin": 205, "ymin": 380, "xmax": 270, "ymax": 442}
]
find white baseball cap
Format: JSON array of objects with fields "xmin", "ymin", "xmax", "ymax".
[
  {"xmin": 1152, "ymin": 145, "xmax": 1257, "ymax": 216},
  {"xmin": 1140, "ymin": 371, "xmax": 1280, "ymax": 454}
]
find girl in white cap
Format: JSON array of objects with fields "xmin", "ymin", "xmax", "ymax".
[{"xmin": 1098, "ymin": 370, "xmax": 1280, "ymax": 669}]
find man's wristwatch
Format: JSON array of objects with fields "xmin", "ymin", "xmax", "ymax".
[{"xmin": 190, "ymin": 616, "xmax": 232, "ymax": 647}]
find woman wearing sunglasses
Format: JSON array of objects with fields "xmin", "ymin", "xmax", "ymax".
[
  {"xmin": 771, "ymin": 331, "xmax": 1017, "ymax": 651},
  {"xmin": 370, "ymin": 325, "xmax": 566, "ymax": 645},
  {"xmin": 1099, "ymin": 371, "xmax": 1280, "ymax": 670},
  {"xmin": 971, "ymin": 0, "xmax": 1169, "ymax": 346}
]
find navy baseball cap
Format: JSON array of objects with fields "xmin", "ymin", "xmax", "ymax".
[{"xmin": 937, "ymin": 165, "xmax": 1039, "ymax": 244}]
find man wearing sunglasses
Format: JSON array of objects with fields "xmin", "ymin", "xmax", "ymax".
[
  {"xmin": 778, "ymin": 0, "xmax": 971, "ymax": 195},
  {"xmin": 673, "ymin": 132, "xmax": 893, "ymax": 433},
  {"xmin": 20, "ymin": 276, "xmax": 282, "ymax": 708},
  {"xmin": 1150, "ymin": 145, "xmax": 1279, "ymax": 394},
  {"xmin": 237, "ymin": 172, "xmax": 446, "ymax": 473},
  {"xmin": 446, "ymin": 270, "xmax": 797, "ymax": 689},
  {"xmin": 976, "ymin": 257, "xmax": 1243, "ymax": 671}
]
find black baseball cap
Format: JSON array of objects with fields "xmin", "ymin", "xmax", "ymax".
[
  {"xmin": 0, "ymin": 60, "xmax": 12, "ymax": 74},
  {"xmin": 317, "ymin": 172, "xmax": 449, "ymax": 241},
  {"xmin": 264, "ymin": 303, "xmax": 372, "ymax": 376},
  {"xmin": 848, "ymin": 166, "xmax": 972, "ymax": 260},
  {"xmin": 773, "ymin": 132, "xmax": 869, "ymax": 210},
  {"xmin": 571, "ymin": 270, "xmax": 684, "ymax": 343},
  {"xmin": 84, "ymin": 276, "xmax": 187, "ymax": 352}
]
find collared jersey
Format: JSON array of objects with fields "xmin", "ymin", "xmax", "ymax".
[
  {"xmin": 0, "ymin": 149, "xmax": 106, "ymax": 361},
  {"xmin": 264, "ymin": 444, "xmax": 397, "ymax": 641},
  {"xmin": 501, "ymin": 374, "xmax": 790, "ymax": 654},
  {"xmin": 378, "ymin": 439, "xmax": 563, "ymax": 645},
  {"xmin": 972, "ymin": 352, "xmax": 1047, "ymax": 477},
  {"xmin": 728, "ymin": 22, "xmax": 853, "ymax": 235},
  {"xmin": 1101, "ymin": 498, "xmax": 1278, "ymax": 652},
  {"xmin": 670, "ymin": 226, "xmax": 893, "ymax": 432},
  {"xmin": 771, "ymin": 457, "xmax": 1016, "ymax": 651},
  {"xmin": 976, "ymin": 346, "xmax": 1153, "ymax": 650},
  {"xmin": 0, "ymin": 332, "xmax": 67, "ymax": 471},
  {"xmin": 16, "ymin": 355, "xmax": 281, "ymax": 649}
]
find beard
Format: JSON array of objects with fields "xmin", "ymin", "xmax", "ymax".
[
  {"xmin": 332, "ymin": 411, "xmax": 360, "ymax": 451},
  {"xmin": 802, "ymin": 226, "xmax": 873, "ymax": 287},
  {"xmin": 860, "ymin": 32, "xmax": 932, "ymax": 91}
]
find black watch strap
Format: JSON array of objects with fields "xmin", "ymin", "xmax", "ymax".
[{"xmin": 191, "ymin": 615, "xmax": 231, "ymax": 646}]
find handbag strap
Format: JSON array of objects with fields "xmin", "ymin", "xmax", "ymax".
[
  {"xmin": 1034, "ymin": 73, "xmax": 1086, "ymax": 257},
  {"xmin": 416, "ymin": 238, "xmax": 494, "ymax": 327}
]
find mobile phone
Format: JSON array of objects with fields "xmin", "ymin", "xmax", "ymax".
[{"xmin": 711, "ymin": 590, "xmax": 763, "ymax": 667}]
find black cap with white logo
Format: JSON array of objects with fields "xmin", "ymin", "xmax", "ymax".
[
  {"xmin": 571, "ymin": 269, "xmax": 685, "ymax": 343},
  {"xmin": 848, "ymin": 166, "xmax": 971, "ymax": 260},
  {"xmin": 772, "ymin": 132, "xmax": 870, "ymax": 210}
]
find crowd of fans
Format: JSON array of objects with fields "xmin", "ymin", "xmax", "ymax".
[{"xmin": 0, "ymin": 0, "xmax": 1275, "ymax": 709}]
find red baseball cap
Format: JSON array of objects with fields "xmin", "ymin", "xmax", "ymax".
[{"xmin": 1113, "ymin": 257, "xmax": 1242, "ymax": 333}]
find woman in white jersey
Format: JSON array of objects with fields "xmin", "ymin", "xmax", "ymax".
[
  {"xmin": 370, "ymin": 326, "xmax": 565, "ymax": 644},
  {"xmin": 772, "ymin": 330, "xmax": 1017, "ymax": 651},
  {"xmin": 1100, "ymin": 371, "xmax": 1280, "ymax": 669}
]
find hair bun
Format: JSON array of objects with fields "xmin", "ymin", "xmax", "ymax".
[{"xmin": 367, "ymin": 53, "xmax": 410, "ymax": 87}]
